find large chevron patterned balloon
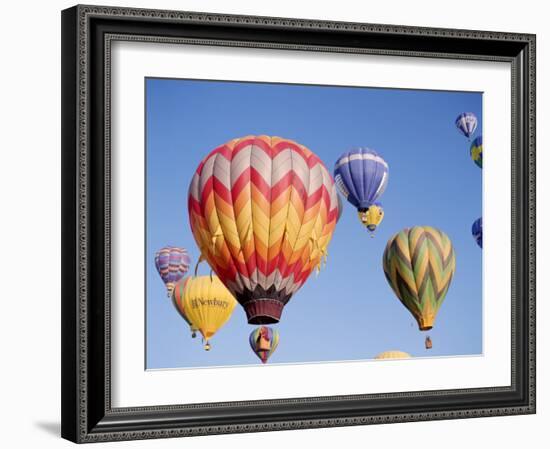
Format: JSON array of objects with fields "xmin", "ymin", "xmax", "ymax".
[
  {"xmin": 382, "ymin": 226, "xmax": 456, "ymax": 331},
  {"xmin": 188, "ymin": 135, "xmax": 339, "ymax": 325}
]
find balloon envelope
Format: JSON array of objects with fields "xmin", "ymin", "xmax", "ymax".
[
  {"xmin": 154, "ymin": 246, "xmax": 191, "ymax": 296},
  {"xmin": 455, "ymin": 112, "xmax": 478, "ymax": 139},
  {"xmin": 171, "ymin": 277, "xmax": 199, "ymax": 337},
  {"xmin": 249, "ymin": 326, "xmax": 280, "ymax": 363},
  {"xmin": 374, "ymin": 350, "xmax": 411, "ymax": 360},
  {"xmin": 382, "ymin": 226, "xmax": 456, "ymax": 331},
  {"xmin": 470, "ymin": 135, "xmax": 483, "ymax": 168},
  {"xmin": 333, "ymin": 147, "xmax": 389, "ymax": 211},
  {"xmin": 358, "ymin": 202, "xmax": 384, "ymax": 234},
  {"xmin": 177, "ymin": 275, "xmax": 237, "ymax": 348},
  {"xmin": 472, "ymin": 217, "xmax": 482, "ymax": 248},
  {"xmin": 188, "ymin": 135, "xmax": 339, "ymax": 325}
]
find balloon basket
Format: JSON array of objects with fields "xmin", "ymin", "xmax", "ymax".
[{"xmin": 425, "ymin": 336, "xmax": 433, "ymax": 350}]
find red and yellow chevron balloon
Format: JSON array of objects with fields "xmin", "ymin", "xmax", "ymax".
[{"xmin": 188, "ymin": 135, "xmax": 339, "ymax": 324}]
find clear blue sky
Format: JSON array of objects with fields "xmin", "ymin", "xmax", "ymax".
[{"xmin": 145, "ymin": 78, "xmax": 482, "ymax": 369}]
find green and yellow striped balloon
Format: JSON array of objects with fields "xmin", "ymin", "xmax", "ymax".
[{"xmin": 382, "ymin": 226, "xmax": 456, "ymax": 331}]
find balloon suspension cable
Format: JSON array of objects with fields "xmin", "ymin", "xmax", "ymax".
[
  {"xmin": 194, "ymin": 256, "xmax": 205, "ymax": 277},
  {"xmin": 318, "ymin": 251, "xmax": 328, "ymax": 275},
  {"xmin": 194, "ymin": 255, "xmax": 212, "ymax": 279}
]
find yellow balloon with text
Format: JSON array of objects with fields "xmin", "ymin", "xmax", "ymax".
[{"xmin": 179, "ymin": 275, "xmax": 237, "ymax": 350}]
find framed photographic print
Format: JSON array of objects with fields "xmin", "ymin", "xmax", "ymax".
[{"xmin": 61, "ymin": 4, "xmax": 536, "ymax": 443}]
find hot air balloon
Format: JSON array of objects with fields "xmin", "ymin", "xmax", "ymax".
[
  {"xmin": 176, "ymin": 275, "xmax": 237, "ymax": 350},
  {"xmin": 359, "ymin": 202, "xmax": 384, "ymax": 237},
  {"xmin": 154, "ymin": 246, "xmax": 191, "ymax": 297},
  {"xmin": 188, "ymin": 135, "xmax": 339, "ymax": 325},
  {"xmin": 470, "ymin": 135, "xmax": 482, "ymax": 168},
  {"xmin": 249, "ymin": 326, "xmax": 279, "ymax": 364},
  {"xmin": 333, "ymin": 148, "xmax": 388, "ymax": 232},
  {"xmin": 374, "ymin": 350, "xmax": 411, "ymax": 360},
  {"xmin": 455, "ymin": 112, "xmax": 478, "ymax": 140},
  {"xmin": 171, "ymin": 277, "xmax": 199, "ymax": 338},
  {"xmin": 382, "ymin": 226, "xmax": 456, "ymax": 346},
  {"xmin": 472, "ymin": 217, "xmax": 482, "ymax": 248}
]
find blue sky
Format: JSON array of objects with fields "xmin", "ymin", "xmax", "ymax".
[{"xmin": 145, "ymin": 78, "xmax": 482, "ymax": 369}]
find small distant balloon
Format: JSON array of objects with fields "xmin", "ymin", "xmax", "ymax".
[
  {"xmin": 472, "ymin": 217, "xmax": 482, "ymax": 248},
  {"xmin": 374, "ymin": 351, "xmax": 411, "ymax": 360},
  {"xmin": 154, "ymin": 246, "xmax": 191, "ymax": 297},
  {"xmin": 425, "ymin": 336, "xmax": 433, "ymax": 350},
  {"xmin": 334, "ymin": 148, "xmax": 389, "ymax": 233},
  {"xmin": 358, "ymin": 202, "xmax": 384, "ymax": 237},
  {"xmin": 470, "ymin": 135, "xmax": 483, "ymax": 168},
  {"xmin": 455, "ymin": 112, "xmax": 478, "ymax": 140},
  {"xmin": 249, "ymin": 326, "xmax": 279, "ymax": 364}
]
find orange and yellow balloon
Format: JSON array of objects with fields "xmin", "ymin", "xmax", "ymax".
[{"xmin": 188, "ymin": 135, "xmax": 339, "ymax": 325}]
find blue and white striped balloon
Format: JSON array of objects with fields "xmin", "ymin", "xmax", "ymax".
[
  {"xmin": 455, "ymin": 112, "xmax": 478, "ymax": 140},
  {"xmin": 333, "ymin": 148, "xmax": 389, "ymax": 210}
]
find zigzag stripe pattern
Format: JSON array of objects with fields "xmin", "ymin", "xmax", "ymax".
[
  {"xmin": 382, "ymin": 226, "xmax": 456, "ymax": 330},
  {"xmin": 470, "ymin": 135, "xmax": 483, "ymax": 168},
  {"xmin": 188, "ymin": 135, "xmax": 339, "ymax": 324},
  {"xmin": 154, "ymin": 246, "xmax": 191, "ymax": 296}
]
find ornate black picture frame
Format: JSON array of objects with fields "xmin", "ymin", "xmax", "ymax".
[{"xmin": 61, "ymin": 4, "xmax": 536, "ymax": 443}]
